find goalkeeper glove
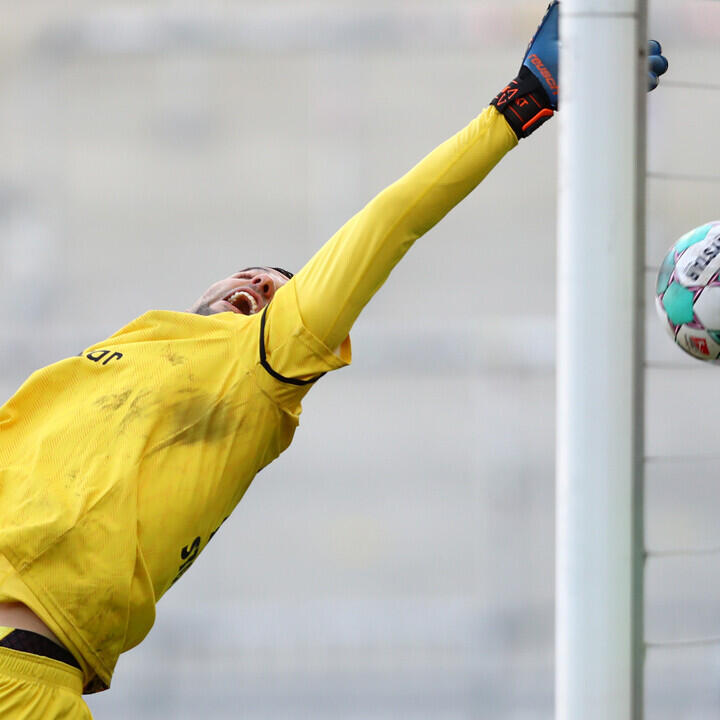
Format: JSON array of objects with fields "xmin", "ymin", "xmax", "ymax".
[
  {"xmin": 647, "ymin": 40, "xmax": 669, "ymax": 91},
  {"xmin": 491, "ymin": 1, "xmax": 669, "ymax": 140}
]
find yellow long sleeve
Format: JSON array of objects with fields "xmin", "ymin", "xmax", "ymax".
[{"xmin": 293, "ymin": 106, "xmax": 517, "ymax": 351}]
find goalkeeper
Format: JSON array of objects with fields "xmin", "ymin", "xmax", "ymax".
[{"xmin": 0, "ymin": 3, "xmax": 667, "ymax": 717}]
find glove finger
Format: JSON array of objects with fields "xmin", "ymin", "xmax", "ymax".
[
  {"xmin": 648, "ymin": 72, "xmax": 659, "ymax": 92},
  {"xmin": 648, "ymin": 39, "xmax": 663, "ymax": 56},
  {"xmin": 649, "ymin": 53, "xmax": 669, "ymax": 76},
  {"xmin": 521, "ymin": 0, "xmax": 560, "ymax": 109}
]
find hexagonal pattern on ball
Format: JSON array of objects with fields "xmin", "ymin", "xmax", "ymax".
[{"xmin": 662, "ymin": 282, "xmax": 695, "ymax": 326}]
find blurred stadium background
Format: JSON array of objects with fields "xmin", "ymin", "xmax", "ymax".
[{"xmin": 0, "ymin": 1, "xmax": 718, "ymax": 717}]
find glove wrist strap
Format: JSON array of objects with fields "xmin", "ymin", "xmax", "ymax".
[{"xmin": 491, "ymin": 66, "xmax": 554, "ymax": 140}]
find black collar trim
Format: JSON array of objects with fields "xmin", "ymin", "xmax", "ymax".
[{"xmin": 259, "ymin": 306, "xmax": 325, "ymax": 386}]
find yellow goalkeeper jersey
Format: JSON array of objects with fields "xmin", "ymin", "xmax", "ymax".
[{"xmin": 0, "ymin": 106, "xmax": 516, "ymax": 692}]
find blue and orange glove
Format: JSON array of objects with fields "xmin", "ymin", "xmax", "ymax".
[{"xmin": 491, "ymin": 1, "xmax": 669, "ymax": 140}]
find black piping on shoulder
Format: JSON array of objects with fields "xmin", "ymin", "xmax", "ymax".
[{"xmin": 259, "ymin": 306, "xmax": 325, "ymax": 386}]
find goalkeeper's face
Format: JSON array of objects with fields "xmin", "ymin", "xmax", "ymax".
[{"xmin": 188, "ymin": 267, "xmax": 290, "ymax": 316}]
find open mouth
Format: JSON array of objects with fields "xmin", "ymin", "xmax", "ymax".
[{"xmin": 224, "ymin": 289, "xmax": 260, "ymax": 315}]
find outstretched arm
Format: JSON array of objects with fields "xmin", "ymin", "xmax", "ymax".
[
  {"xmin": 269, "ymin": 1, "xmax": 667, "ymax": 357},
  {"xmin": 287, "ymin": 2, "xmax": 562, "ymax": 353},
  {"xmin": 292, "ymin": 106, "xmax": 517, "ymax": 352},
  {"xmin": 286, "ymin": 2, "xmax": 558, "ymax": 348}
]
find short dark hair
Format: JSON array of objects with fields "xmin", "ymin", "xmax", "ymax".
[
  {"xmin": 239, "ymin": 266, "xmax": 294, "ymax": 280},
  {"xmin": 272, "ymin": 267, "xmax": 294, "ymax": 280}
]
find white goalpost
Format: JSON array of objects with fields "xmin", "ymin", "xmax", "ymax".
[{"xmin": 556, "ymin": 1, "xmax": 647, "ymax": 719}]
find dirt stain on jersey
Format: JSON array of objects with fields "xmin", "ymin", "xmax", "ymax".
[
  {"xmin": 164, "ymin": 346, "xmax": 186, "ymax": 367},
  {"xmin": 118, "ymin": 390, "xmax": 156, "ymax": 434},
  {"xmin": 95, "ymin": 390, "xmax": 132, "ymax": 412},
  {"xmin": 146, "ymin": 392, "xmax": 246, "ymax": 456}
]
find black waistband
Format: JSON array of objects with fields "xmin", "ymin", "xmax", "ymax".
[{"xmin": 0, "ymin": 629, "xmax": 81, "ymax": 670}]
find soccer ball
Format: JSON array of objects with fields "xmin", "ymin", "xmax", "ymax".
[{"xmin": 656, "ymin": 221, "xmax": 720, "ymax": 362}]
